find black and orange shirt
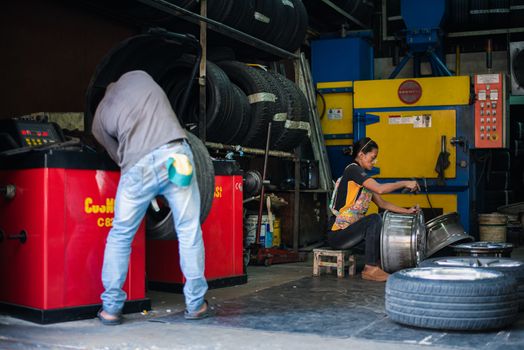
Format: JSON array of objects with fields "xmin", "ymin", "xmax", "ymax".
[{"xmin": 331, "ymin": 163, "xmax": 374, "ymax": 231}]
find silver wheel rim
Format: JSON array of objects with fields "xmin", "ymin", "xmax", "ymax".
[
  {"xmin": 402, "ymin": 267, "xmax": 502, "ymax": 280},
  {"xmin": 431, "ymin": 257, "xmax": 523, "ymax": 268},
  {"xmin": 453, "ymin": 242, "xmax": 514, "ymax": 249}
]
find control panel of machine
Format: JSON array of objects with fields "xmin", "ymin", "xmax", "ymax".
[
  {"xmin": 473, "ymin": 73, "xmax": 507, "ymax": 148},
  {"xmin": 0, "ymin": 119, "xmax": 64, "ymax": 151}
]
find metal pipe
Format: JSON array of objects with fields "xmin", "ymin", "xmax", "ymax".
[
  {"xmin": 255, "ymin": 122, "xmax": 273, "ymax": 247},
  {"xmin": 429, "ymin": 51, "xmax": 453, "ymax": 76},
  {"xmin": 381, "ymin": 0, "xmax": 388, "ymax": 42},
  {"xmin": 205, "ymin": 141, "xmax": 296, "ymax": 159},
  {"xmin": 293, "ymin": 153, "xmax": 300, "ymax": 252},
  {"xmin": 448, "ymin": 27, "xmax": 524, "ymax": 38}
]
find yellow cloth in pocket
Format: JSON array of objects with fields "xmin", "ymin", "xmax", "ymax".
[{"xmin": 166, "ymin": 153, "xmax": 193, "ymax": 187}]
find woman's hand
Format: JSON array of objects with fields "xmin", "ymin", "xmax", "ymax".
[
  {"xmin": 403, "ymin": 180, "xmax": 420, "ymax": 193},
  {"xmin": 405, "ymin": 205, "xmax": 420, "ymax": 214}
]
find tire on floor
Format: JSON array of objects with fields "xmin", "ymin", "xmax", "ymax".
[
  {"xmin": 386, "ymin": 267, "xmax": 519, "ymax": 331},
  {"xmin": 419, "ymin": 256, "xmax": 524, "ymax": 311}
]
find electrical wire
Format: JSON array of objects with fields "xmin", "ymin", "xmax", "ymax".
[
  {"xmin": 422, "ymin": 177, "xmax": 438, "ymax": 219},
  {"xmin": 315, "ymin": 89, "xmax": 326, "ymax": 120}
]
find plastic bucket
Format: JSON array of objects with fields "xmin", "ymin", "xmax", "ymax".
[
  {"xmin": 244, "ymin": 214, "xmax": 272, "ymax": 247},
  {"xmin": 479, "ymin": 213, "xmax": 508, "ymax": 242},
  {"xmin": 272, "ymin": 217, "xmax": 281, "ymax": 247}
]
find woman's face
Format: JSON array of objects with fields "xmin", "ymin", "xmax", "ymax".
[{"xmin": 357, "ymin": 148, "xmax": 378, "ymax": 171}]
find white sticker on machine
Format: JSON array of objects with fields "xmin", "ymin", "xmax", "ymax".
[
  {"xmin": 327, "ymin": 108, "xmax": 343, "ymax": 120},
  {"xmin": 388, "ymin": 115, "xmax": 413, "ymax": 124},
  {"xmin": 413, "ymin": 114, "xmax": 432, "ymax": 128}
]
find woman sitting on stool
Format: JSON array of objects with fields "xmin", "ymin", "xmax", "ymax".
[{"xmin": 328, "ymin": 137, "xmax": 420, "ymax": 282}]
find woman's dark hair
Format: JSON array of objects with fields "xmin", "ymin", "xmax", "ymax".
[{"xmin": 352, "ymin": 137, "xmax": 378, "ymax": 157}]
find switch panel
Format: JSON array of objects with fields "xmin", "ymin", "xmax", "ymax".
[{"xmin": 474, "ymin": 73, "xmax": 507, "ymax": 148}]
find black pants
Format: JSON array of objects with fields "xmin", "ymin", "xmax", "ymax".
[{"xmin": 327, "ymin": 214, "xmax": 382, "ymax": 265}]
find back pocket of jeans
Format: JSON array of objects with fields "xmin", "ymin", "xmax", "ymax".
[{"xmin": 121, "ymin": 166, "xmax": 144, "ymax": 197}]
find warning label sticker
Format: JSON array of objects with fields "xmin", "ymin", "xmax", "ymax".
[
  {"xmin": 388, "ymin": 115, "xmax": 413, "ymax": 124},
  {"xmin": 413, "ymin": 114, "xmax": 432, "ymax": 128},
  {"xmin": 328, "ymin": 108, "xmax": 343, "ymax": 120},
  {"xmin": 388, "ymin": 114, "xmax": 432, "ymax": 128}
]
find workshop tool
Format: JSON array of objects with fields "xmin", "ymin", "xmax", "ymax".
[{"xmin": 435, "ymin": 135, "xmax": 450, "ymax": 186}]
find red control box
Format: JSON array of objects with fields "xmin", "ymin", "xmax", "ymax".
[
  {"xmin": 0, "ymin": 151, "xmax": 150, "ymax": 324},
  {"xmin": 146, "ymin": 174, "xmax": 246, "ymax": 292},
  {"xmin": 473, "ymin": 73, "xmax": 508, "ymax": 148}
]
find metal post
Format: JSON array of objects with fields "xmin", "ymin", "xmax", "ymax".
[
  {"xmin": 198, "ymin": 0, "xmax": 207, "ymax": 141},
  {"xmin": 296, "ymin": 53, "xmax": 333, "ymax": 191},
  {"xmin": 293, "ymin": 151, "xmax": 300, "ymax": 252},
  {"xmin": 388, "ymin": 53, "xmax": 412, "ymax": 79},
  {"xmin": 255, "ymin": 122, "xmax": 272, "ymax": 247}
]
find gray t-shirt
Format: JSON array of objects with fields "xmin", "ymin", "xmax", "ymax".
[{"xmin": 92, "ymin": 70, "xmax": 187, "ymax": 173}]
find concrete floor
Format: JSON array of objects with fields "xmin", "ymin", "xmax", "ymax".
[{"xmin": 1, "ymin": 250, "xmax": 523, "ymax": 350}]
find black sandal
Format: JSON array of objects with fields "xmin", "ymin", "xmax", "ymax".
[
  {"xmin": 184, "ymin": 300, "xmax": 211, "ymax": 320},
  {"xmin": 97, "ymin": 308, "xmax": 123, "ymax": 325}
]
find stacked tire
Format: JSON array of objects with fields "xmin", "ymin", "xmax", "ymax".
[
  {"xmin": 386, "ymin": 267, "xmax": 519, "ymax": 331},
  {"xmin": 163, "ymin": 58, "xmax": 310, "ymax": 150},
  {"xmin": 173, "ymin": 0, "xmax": 308, "ymax": 52}
]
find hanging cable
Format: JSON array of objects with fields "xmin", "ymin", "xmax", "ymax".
[
  {"xmin": 315, "ymin": 89, "xmax": 327, "ymax": 120},
  {"xmin": 423, "ymin": 177, "xmax": 438, "ymax": 219}
]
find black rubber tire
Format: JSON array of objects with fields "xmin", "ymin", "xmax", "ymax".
[
  {"xmin": 386, "ymin": 267, "xmax": 519, "ymax": 331},
  {"xmin": 85, "ymin": 35, "xmax": 188, "ymax": 132},
  {"xmin": 255, "ymin": 68, "xmax": 287, "ymax": 148},
  {"xmin": 145, "ymin": 132, "xmax": 215, "ymax": 240},
  {"xmin": 284, "ymin": 0, "xmax": 309, "ymax": 52},
  {"xmin": 186, "ymin": 131, "xmax": 215, "ymax": 223},
  {"xmin": 223, "ymin": 0, "xmax": 256, "ymax": 33},
  {"xmin": 264, "ymin": 0, "xmax": 292, "ymax": 49},
  {"xmin": 217, "ymin": 61, "xmax": 277, "ymax": 148},
  {"xmin": 208, "ymin": 0, "xmax": 235, "ymax": 23},
  {"xmin": 159, "ymin": 55, "xmax": 236, "ymax": 143},
  {"xmin": 251, "ymin": 0, "xmax": 276, "ymax": 42},
  {"xmin": 268, "ymin": 72, "xmax": 309, "ymax": 151},
  {"xmin": 419, "ymin": 256, "xmax": 524, "ymax": 311},
  {"xmin": 225, "ymin": 83, "xmax": 252, "ymax": 145}
]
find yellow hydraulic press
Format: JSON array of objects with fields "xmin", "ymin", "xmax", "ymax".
[{"xmin": 353, "ymin": 76, "xmax": 474, "ymax": 232}]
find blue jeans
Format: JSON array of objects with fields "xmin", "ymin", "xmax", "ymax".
[{"xmin": 101, "ymin": 140, "xmax": 208, "ymax": 315}]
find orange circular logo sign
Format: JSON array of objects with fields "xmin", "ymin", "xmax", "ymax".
[{"xmin": 398, "ymin": 80, "xmax": 422, "ymax": 104}]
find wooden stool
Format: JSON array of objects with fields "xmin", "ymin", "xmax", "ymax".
[{"xmin": 312, "ymin": 248, "xmax": 356, "ymax": 278}]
